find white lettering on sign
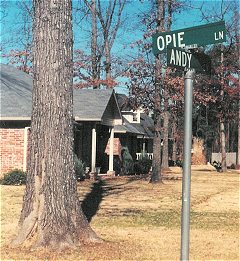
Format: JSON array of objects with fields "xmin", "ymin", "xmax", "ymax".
[
  {"xmin": 157, "ymin": 32, "xmax": 186, "ymax": 51},
  {"xmin": 169, "ymin": 49, "xmax": 192, "ymax": 69},
  {"xmin": 214, "ymin": 31, "xmax": 224, "ymax": 41},
  {"xmin": 178, "ymin": 32, "xmax": 185, "ymax": 48}
]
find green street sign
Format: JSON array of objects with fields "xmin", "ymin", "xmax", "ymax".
[
  {"xmin": 153, "ymin": 21, "xmax": 226, "ymax": 55},
  {"xmin": 167, "ymin": 48, "xmax": 211, "ymax": 73}
]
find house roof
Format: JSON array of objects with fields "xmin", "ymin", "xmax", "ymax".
[
  {"xmin": 114, "ymin": 119, "xmax": 144, "ymax": 135},
  {"xmin": 0, "ymin": 63, "xmax": 32, "ymax": 119},
  {"xmin": 0, "ymin": 64, "xmax": 121, "ymax": 125},
  {"xmin": 115, "ymin": 112, "xmax": 154, "ymax": 138},
  {"xmin": 133, "ymin": 113, "xmax": 155, "ymax": 138},
  {"xmin": 73, "ymin": 89, "xmax": 119, "ymax": 122}
]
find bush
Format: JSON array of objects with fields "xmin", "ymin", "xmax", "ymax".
[
  {"xmin": 0, "ymin": 169, "xmax": 27, "ymax": 185},
  {"xmin": 74, "ymin": 154, "xmax": 85, "ymax": 181},
  {"xmin": 175, "ymin": 159, "xmax": 183, "ymax": 168},
  {"xmin": 113, "ymin": 156, "xmax": 122, "ymax": 175},
  {"xmin": 121, "ymin": 146, "xmax": 134, "ymax": 175},
  {"xmin": 230, "ymin": 163, "xmax": 236, "ymax": 169},
  {"xmin": 134, "ymin": 157, "xmax": 152, "ymax": 175}
]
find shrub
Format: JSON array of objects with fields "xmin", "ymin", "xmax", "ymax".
[
  {"xmin": 121, "ymin": 146, "xmax": 134, "ymax": 175},
  {"xmin": 74, "ymin": 154, "xmax": 85, "ymax": 181},
  {"xmin": 113, "ymin": 156, "xmax": 122, "ymax": 175},
  {"xmin": 134, "ymin": 157, "xmax": 152, "ymax": 175},
  {"xmin": 230, "ymin": 163, "xmax": 236, "ymax": 169},
  {"xmin": 176, "ymin": 159, "xmax": 183, "ymax": 168},
  {"xmin": 0, "ymin": 169, "xmax": 27, "ymax": 185}
]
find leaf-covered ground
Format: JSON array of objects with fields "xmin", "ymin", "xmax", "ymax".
[{"xmin": 1, "ymin": 170, "xmax": 239, "ymax": 260}]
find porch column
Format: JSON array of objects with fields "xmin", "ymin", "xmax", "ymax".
[
  {"xmin": 142, "ymin": 139, "xmax": 146, "ymax": 155},
  {"xmin": 107, "ymin": 127, "xmax": 115, "ymax": 176},
  {"xmin": 23, "ymin": 127, "xmax": 30, "ymax": 172},
  {"xmin": 91, "ymin": 124, "xmax": 97, "ymax": 173}
]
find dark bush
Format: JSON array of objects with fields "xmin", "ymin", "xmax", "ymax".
[
  {"xmin": 113, "ymin": 156, "xmax": 122, "ymax": 175},
  {"xmin": 74, "ymin": 154, "xmax": 85, "ymax": 181},
  {"xmin": 134, "ymin": 157, "xmax": 152, "ymax": 175},
  {"xmin": 0, "ymin": 169, "xmax": 27, "ymax": 185},
  {"xmin": 230, "ymin": 163, "xmax": 236, "ymax": 169},
  {"xmin": 176, "ymin": 159, "xmax": 183, "ymax": 168},
  {"xmin": 121, "ymin": 146, "xmax": 134, "ymax": 175}
]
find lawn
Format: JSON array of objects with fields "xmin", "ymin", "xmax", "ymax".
[{"xmin": 1, "ymin": 170, "xmax": 239, "ymax": 260}]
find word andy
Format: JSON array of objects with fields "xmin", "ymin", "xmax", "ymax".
[{"xmin": 168, "ymin": 48, "xmax": 192, "ymax": 69}]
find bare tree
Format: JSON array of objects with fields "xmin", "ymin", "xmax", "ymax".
[
  {"xmin": 150, "ymin": 0, "xmax": 165, "ymax": 183},
  {"xmin": 96, "ymin": 0, "xmax": 126, "ymax": 85},
  {"xmin": 12, "ymin": 0, "xmax": 100, "ymax": 248},
  {"xmin": 161, "ymin": 0, "xmax": 174, "ymax": 170}
]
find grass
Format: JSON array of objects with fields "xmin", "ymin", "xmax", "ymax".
[{"xmin": 1, "ymin": 170, "xmax": 239, "ymax": 260}]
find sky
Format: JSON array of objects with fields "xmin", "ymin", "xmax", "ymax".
[{"xmin": 0, "ymin": 0, "xmax": 236, "ymax": 94}]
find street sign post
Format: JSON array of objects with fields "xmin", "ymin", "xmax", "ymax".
[
  {"xmin": 151, "ymin": 20, "xmax": 226, "ymax": 261},
  {"xmin": 181, "ymin": 69, "xmax": 194, "ymax": 261},
  {"xmin": 167, "ymin": 48, "xmax": 211, "ymax": 73},
  {"xmin": 152, "ymin": 20, "xmax": 226, "ymax": 55}
]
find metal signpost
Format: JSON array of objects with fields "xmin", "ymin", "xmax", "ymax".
[{"xmin": 152, "ymin": 21, "xmax": 226, "ymax": 261}]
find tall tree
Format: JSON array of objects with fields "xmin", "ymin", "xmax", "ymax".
[
  {"xmin": 97, "ymin": 0, "xmax": 126, "ymax": 86},
  {"xmin": 150, "ymin": 0, "xmax": 165, "ymax": 183},
  {"xmin": 196, "ymin": 0, "xmax": 239, "ymax": 170},
  {"xmin": 82, "ymin": 0, "xmax": 100, "ymax": 88},
  {"xmin": 161, "ymin": 0, "xmax": 174, "ymax": 170},
  {"xmin": 13, "ymin": 0, "xmax": 100, "ymax": 248}
]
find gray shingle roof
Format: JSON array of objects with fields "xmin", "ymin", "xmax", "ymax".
[
  {"xmin": 132, "ymin": 113, "xmax": 155, "ymax": 138},
  {"xmin": 0, "ymin": 63, "xmax": 32, "ymax": 119},
  {"xmin": 73, "ymin": 89, "xmax": 113, "ymax": 121},
  {"xmin": 114, "ymin": 120, "xmax": 144, "ymax": 135},
  {"xmin": 0, "ymin": 64, "xmax": 118, "ymax": 122}
]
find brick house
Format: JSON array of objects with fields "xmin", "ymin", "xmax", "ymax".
[
  {"xmin": 0, "ymin": 64, "xmax": 123, "ymax": 176},
  {"xmin": 0, "ymin": 64, "xmax": 32, "ymax": 175},
  {"xmin": 0, "ymin": 64, "xmax": 155, "ymax": 176}
]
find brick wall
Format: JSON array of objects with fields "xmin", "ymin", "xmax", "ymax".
[{"xmin": 0, "ymin": 129, "xmax": 25, "ymax": 176}]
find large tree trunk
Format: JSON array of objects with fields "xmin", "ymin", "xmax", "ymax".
[
  {"xmin": 150, "ymin": 0, "xmax": 164, "ymax": 183},
  {"xmin": 12, "ymin": 0, "xmax": 100, "ymax": 249}
]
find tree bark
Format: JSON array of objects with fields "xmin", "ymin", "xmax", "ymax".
[
  {"xmin": 105, "ymin": 38, "xmax": 111, "ymax": 82},
  {"xmin": 220, "ymin": 118, "xmax": 227, "ymax": 172},
  {"xmin": 161, "ymin": 93, "xmax": 170, "ymax": 169},
  {"xmin": 172, "ymin": 116, "xmax": 177, "ymax": 163},
  {"xmin": 220, "ymin": 51, "xmax": 227, "ymax": 172},
  {"xmin": 12, "ymin": 0, "xmax": 100, "ymax": 249},
  {"xmin": 150, "ymin": 0, "xmax": 165, "ymax": 183},
  {"xmin": 238, "ymin": 98, "xmax": 240, "ymax": 168}
]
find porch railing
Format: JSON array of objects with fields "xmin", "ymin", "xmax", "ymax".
[{"xmin": 136, "ymin": 153, "xmax": 153, "ymax": 160}]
